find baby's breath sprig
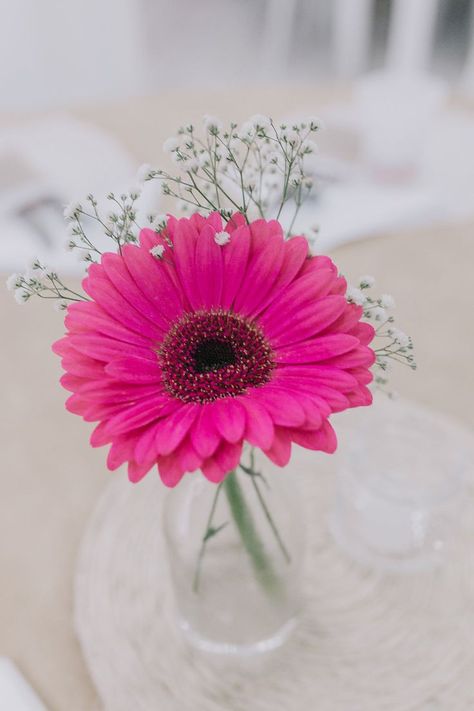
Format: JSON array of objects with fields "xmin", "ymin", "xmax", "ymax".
[
  {"xmin": 64, "ymin": 189, "xmax": 142, "ymax": 262},
  {"xmin": 347, "ymin": 275, "xmax": 416, "ymax": 395},
  {"xmin": 140, "ymin": 114, "xmax": 321, "ymax": 236},
  {"xmin": 6, "ymin": 259, "xmax": 89, "ymax": 307},
  {"xmin": 8, "ymin": 185, "xmax": 148, "ymax": 310}
]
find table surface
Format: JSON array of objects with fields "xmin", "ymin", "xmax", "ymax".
[{"xmin": 1, "ymin": 86, "xmax": 474, "ymax": 711}]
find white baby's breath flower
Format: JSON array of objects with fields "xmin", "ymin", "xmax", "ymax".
[
  {"xmin": 163, "ymin": 137, "xmax": 179, "ymax": 153},
  {"xmin": 63, "ymin": 201, "xmax": 82, "ymax": 220},
  {"xmin": 238, "ymin": 121, "xmax": 256, "ymax": 140},
  {"xmin": 6, "ymin": 273, "xmax": 21, "ymax": 291},
  {"xmin": 249, "ymin": 114, "xmax": 270, "ymax": 129},
  {"xmin": 388, "ymin": 328, "xmax": 410, "ymax": 347},
  {"xmin": 128, "ymin": 185, "xmax": 142, "ymax": 200},
  {"xmin": 377, "ymin": 356, "xmax": 392, "ymax": 372},
  {"xmin": 30, "ymin": 259, "xmax": 48, "ymax": 278},
  {"xmin": 203, "ymin": 115, "xmax": 222, "ymax": 134},
  {"xmin": 306, "ymin": 116, "xmax": 324, "ymax": 131},
  {"xmin": 136, "ymin": 163, "xmax": 154, "ymax": 183},
  {"xmin": 372, "ymin": 306, "xmax": 387, "ymax": 322},
  {"xmin": 358, "ymin": 275, "xmax": 375, "ymax": 289},
  {"xmin": 148, "ymin": 212, "xmax": 167, "ymax": 231},
  {"xmin": 14, "ymin": 288, "xmax": 29, "ymax": 304},
  {"xmin": 380, "ymin": 293, "xmax": 395, "ymax": 309},
  {"xmin": 346, "ymin": 286, "xmax": 366, "ymax": 306},
  {"xmin": 302, "ymin": 139, "xmax": 318, "ymax": 154},
  {"xmin": 150, "ymin": 244, "xmax": 165, "ymax": 259},
  {"xmin": 284, "ymin": 131, "xmax": 299, "ymax": 146},
  {"xmin": 214, "ymin": 231, "xmax": 230, "ymax": 246}
]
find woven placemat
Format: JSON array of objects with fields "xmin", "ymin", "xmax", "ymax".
[{"xmin": 75, "ymin": 402, "xmax": 474, "ymax": 711}]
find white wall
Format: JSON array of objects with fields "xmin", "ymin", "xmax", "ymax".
[{"xmin": 0, "ymin": 0, "xmax": 149, "ymax": 110}]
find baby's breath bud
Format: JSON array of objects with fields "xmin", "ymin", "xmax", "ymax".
[
  {"xmin": 359, "ymin": 275, "xmax": 375, "ymax": 289},
  {"xmin": 14, "ymin": 288, "xmax": 29, "ymax": 304},
  {"xmin": 148, "ymin": 213, "xmax": 167, "ymax": 231},
  {"xmin": 346, "ymin": 286, "xmax": 366, "ymax": 306},
  {"xmin": 238, "ymin": 121, "xmax": 256, "ymax": 141},
  {"xmin": 214, "ymin": 231, "xmax": 230, "ymax": 246},
  {"xmin": 380, "ymin": 293, "xmax": 395, "ymax": 309},
  {"xmin": 388, "ymin": 328, "xmax": 410, "ymax": 347},
  {"xmin": 203, "ymin": 115, "xmax": 222, "ymax": 134},
  {"xmin": 54, "ymin": 300, "xmax": 68, "ymax": 312},
  {"xmin": 249, "ymin": 114, "xmax": 270, "ymax": 129},
  {"xmin": 63, "ymin": 201, "xmax": 82, "ymax": 220},
  {"xmin": 150, "ymin": 244, "xmax": 165, "ymax": 259},
  {"xmin": 129, "ymin": 186, "xmax": 141, "ymax": 200},
  {"xmin": 6, "ymin": 273, "xmax": 21, "ymax": 291},
  {"xmin": 302, "ymin": 139, "xmax": 317, "ymax": 154},
  {"xmin": 163, "ymin": 137, "xmax": 179, "ymax": 153},
  {"xmin": 136, "ymin": 163, "xmax": 154, "ymax": 183},
  {"xmin": 307, "ymin": 116, "xmax": 324, "ymax": 131},
  {"xmin": 372, "ymin": 306, "xmax": 387, "ymax": 322}
]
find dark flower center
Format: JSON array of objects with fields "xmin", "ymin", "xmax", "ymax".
[
  {"xmin": 193, "ymin": 338, "xmax": 236, "ymax": 373},
  {"xmin": 159, "ymin": 309, "xmax": 274, "ymax": 403}
]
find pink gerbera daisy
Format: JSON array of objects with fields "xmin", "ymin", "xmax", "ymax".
[{"xmin": 53, "ymin": 212, "xmax": 375, "ymax": 486}]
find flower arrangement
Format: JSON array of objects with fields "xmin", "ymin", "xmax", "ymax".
[{"xmin": 8, "ymin": 115, "xmax": 415, "ymax": 619}]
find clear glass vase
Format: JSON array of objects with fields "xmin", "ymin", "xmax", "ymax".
[{"xmin": 163, "ymin": 461, "xmax": 305, "ymax": 656}]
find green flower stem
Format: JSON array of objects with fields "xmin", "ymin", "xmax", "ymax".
[
  {"xmin": 193, "ymin": 482, "xmax": 223, "ymax": 593},
  {"xmin": 223, "ymin": 469, "xmax": 281, "ymax": 598}
]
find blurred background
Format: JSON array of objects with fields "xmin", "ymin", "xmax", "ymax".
[
  {"xmin": 1, "ymin": 0, "xmax": 474, "ymax": 271},
  {"xmin": 2, "ymin": 2, "xmax": 474, "ymax": 710}
]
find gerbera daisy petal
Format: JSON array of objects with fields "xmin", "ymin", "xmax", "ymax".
[
  {"xmin": 274, "ymin": 334, "xmax": 359, "ymax": 364},
  {"xmin": 191, "ymin": 404, "xmax": 221, "ymax": 459},
  {"xmin": 201, "ymin": 456, "xmax": 227, "ymax": 484},
  {"xmin": 252, "ymin": 387, "xmax": 306, "ymax": 428},
  {"xmin": 176, "ymin": 438, "xmax": 203, "ymax": 473},
  {"xmin": 101, "ymin": 253, "xmax": 168, "ymax": 328},
  {"xmin": 291, "ymin": 420, "xmax": 337, "ymax": 453},
  {"xmin": 346, "ymin": 385, "xmax": 373, "ymax": 407},
  {"xmin": 220, "ymin": 225, "xmax": 251, "ymax": 309},
  {"xmin": 107, "ymin": 434, "xmax": 139, "ymax": 470},
  {"xmin": 195, "ymin": 225, "xmax": 224, "ymax": 307},
  {"xmin": 157, "ymin": 455, "xmax": 187, "ymax": 487},
  {"xmin": 155, "ymin": 404, "xmax": 200, "ymax": 456},
  {"xmin": 238, "ymin": 396, "xmax": 275, "ymax": 450},
  {"xmin": 105, "ymin": 356, "xmax": 161, "ymax": 383},
  {"xmin": 258, "ymin": 269, "xmax": 337, "ymax": 327},
  {"xmin": 83, "ymin": 270, "xmax": 161, "ymax": 340},
  {"xmin": 128, "ymin": 459, "xmax": 153, "ymax": 484},
  {"xmin": 65, "ymin": 302, "xmax": 151, "ymax": 346},
  {"xmin": 68, "ymin": 334, "xmax": 154, "ymax": 362},
  {"xmin": 268, "ymin": 296, "xmax": 347, "ymax": 348},
  {"xmin": 276, "ymin": 365, "xmax": 358, "ymax": 391},
  {"xmin": 201, "ymin": 442, "xmax": 244, "ymax": 484},
  {"xmin": 319, "ymin": 345, "xmax": 376, "ymax": 369},
  {"xmin": 264, "ymin": 427, "xmax": 292, "ymax": 467},
  {"xmin": 103, "ymin": 395, "xmax": 175, "ymax": 435},
  {"xmin": 172, "ymin": 219, "xmax": 200, "ymax": 307},
  {"xmin": 234, "ymin": 241, "xmax": 284, "ymax": 316},
  {"xmin": 348, "ymin": 321, "xmax": 375, "ymax": 345},
  {"xmin": 122, "ymin": 244, "xmax": 186, "ymax": 321},
  {"xmin": 134, "ymin": 423, "xmax": 160, "ymax": 466},
  {"xmin": 211, "ymin": 398, "xmax": 246, "ymax": 443}
]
